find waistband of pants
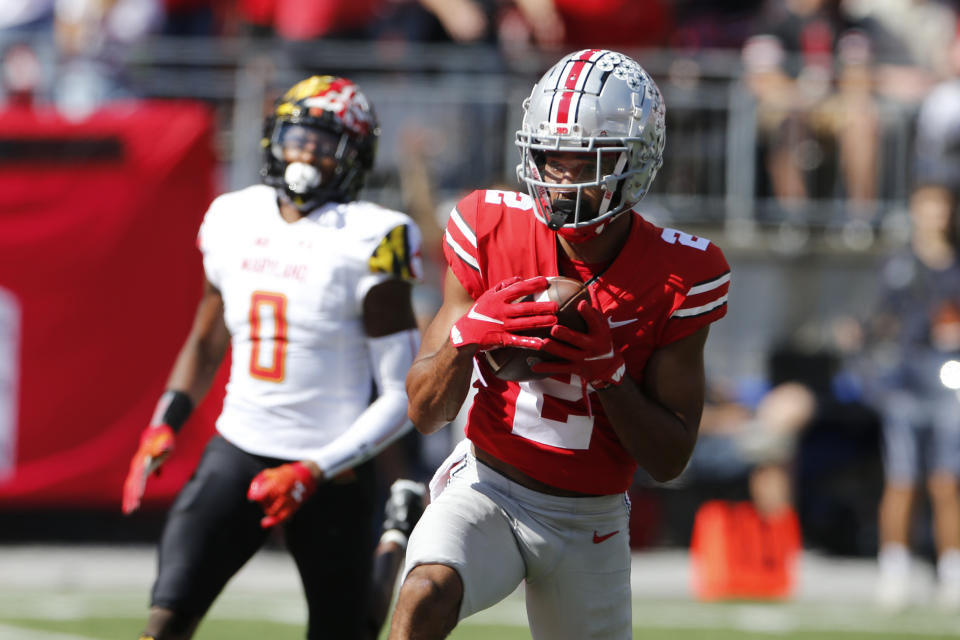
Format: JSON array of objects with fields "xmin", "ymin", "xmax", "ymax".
[{"xmin": 469, "ymin": 452, "xmax": 628, "ymax": 515}]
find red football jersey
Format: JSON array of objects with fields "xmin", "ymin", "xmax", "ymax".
[{"xmin": 443, "ymin": 189, "xmax": 730, "ymax": 494}]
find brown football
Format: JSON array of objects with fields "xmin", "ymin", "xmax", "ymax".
[{"xmin": 484, "ymin": 276, "xmax": 589, "ymax": 382}]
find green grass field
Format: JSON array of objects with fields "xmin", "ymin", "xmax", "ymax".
[
  {"xmin": 4, "ymin": 592, "xmax": 960, "ymax": 639},
  {"xmin": 2, "ymin": 547, "xmax": 959, "ymax": 639},
  {"xmin": 6, "ymin": 617, "xmax": 958, "ymax": 640},
  {"xmin": 4, "ymin": 609, "xmax": 960, "ymax": 640}
]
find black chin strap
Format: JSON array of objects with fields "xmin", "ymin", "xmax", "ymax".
[
  {"xmin": 556, "ymin": 212, "xmax": 633, "ymax": 288},
  {"xmin": 547, "ymin": 199, "xmax": 575, "ymax": 230}
]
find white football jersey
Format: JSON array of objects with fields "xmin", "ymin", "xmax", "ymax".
[{"xmin": 198, "ymin": 184, "xmax": 422, "ymax": 461}]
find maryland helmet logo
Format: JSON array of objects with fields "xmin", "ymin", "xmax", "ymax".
[
  {"xmin": 275, "ymin": 75, "xmax": 375, "ymax": 137},
  {"xmin": 262, "ymin": 75, "xmax": 380, "ymax": 206}
]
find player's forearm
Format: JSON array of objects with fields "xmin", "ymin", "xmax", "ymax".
[
  {"xmin": 405, "ymin": 341, "xmax": 477, "ymax": 434},
  {"xmin": 164, "ymin": 333, "xmax": 228, "ymax": 404},
  {"xmin": 312, "ymin": 389, "xmax": 413, "ymax": 479},
  {"xmin": 165, "ymin": 281, "xmax": 229, "ymax": 403},
  {"xmin": 311, "ymin": 329, "xmax": 419, "ymax": 478},
  {"xmin": 598, "ymin": 380, "xmax": 699, "ymax": 482}
]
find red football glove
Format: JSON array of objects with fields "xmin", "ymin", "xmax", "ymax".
[
  {"xmin": 247, "ymin": 462, "xmax": 318, "ymax": 528},
  {"xmin": 533, "ymin": 299, "xmax": 627, "ymax": 389},
  {"xmin": 122, "ymin": 424, "xmax": 175, "ymax": 515},
  {"xmin": 449, "ymin": 276, "xmax": 557, "ymax": 352}
]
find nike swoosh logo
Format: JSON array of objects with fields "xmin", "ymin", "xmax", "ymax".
[
  {"xmin": 607, "ymin": 317, "xmax": 637, "ymax": 328},
  {"xmin": 593, "ymin": 530, "xmax": 619, "ymax": 544},
  {"xmin": 467, "ymin": 305, "xmax": 503, "ymax": 324}
]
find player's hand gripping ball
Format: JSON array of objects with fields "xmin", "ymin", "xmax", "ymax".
[
  {"xmin": 484, "ymin": 276, "xmax": 589, "ymax": 382},
  {"xmin": 450, "ymin": 275, "xmax": 557, "ymax": 352}
]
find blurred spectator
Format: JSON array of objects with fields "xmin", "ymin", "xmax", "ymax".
[
  {"xmin": 0, "ymin": 1, "xmax": 55, "ymax": 33},
  {"xmin": 855, "ymin": 171, "xmax": 960, "ymax": 609},
  {"xmin": 235, "ymin": 0, "xmax": 272, "ymax": 37},
  {"xmin": 742, "ymin": 383, "xmax": 817, "ymax": 516},
  {"xmin": 687, "ymin": 378, "xmax": 816, "ymax": 516},
  {"xmin": 411, "ymin": 0, "xmax": 497, "ymax": 43},
  {"xmin": 160, "ymin": 0, "xmax": 226, "ymax": 37},
  {"xmin": 914, "ymin": 34, "xmax": 960, "ymax": 196},
  {"xmin": 845, "ymin": 0, "xmax": 957, "ymax": 79},
  {"xmin": 500, "ymin": 0, "xmax": 672, "ymax": 55},
  {"xmin": 270, "ymin": 0, "xmax": 379, "ymax": 40},
  {"xmin": 669, "ymin": 0, "xmax": 767, "ymax": 51},
  {"xmin": 236, "ymin": 0, "xmax": 501, "ymax": 44},
  {"xmin": 234, "ymin": 0, "xmax": 380, "ymax": 41},
  {"xmin": 742, "ymin": 0, "xmax": 916, "ymax": 224},
  {"xmin": 678, "ymin": 329, "xmax": 884, "ymax": 558},
  {"xmin": 0, "ymin": 1, "xmax": 55, "ymax": 105},
  {"xmin": 0, "ymin": 42, "xmax": 43, "ymax": 108},
  {"xmin": 864, "ymin": 38, "xmax": 960, "ymax": 611},
  {"xmin": 371, "ymin": 0, "xmax": 495, "ymax": 44},
  {"xmin": 683, "ymin": 378, "xmax": 813, "ymax": 601},
  {"xmin": 53, "ymin": 0, "xmax": 163, "ymax": 117}
]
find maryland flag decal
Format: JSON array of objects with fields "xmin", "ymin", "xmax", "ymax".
[{"xmin": 369, "ymin": 225, "xmax": 420, "ymax": 281}]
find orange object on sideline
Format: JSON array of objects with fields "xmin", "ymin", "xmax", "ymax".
[{"xmin": 690, "ymin": 500, "xmax": 802, "ymax": 601}]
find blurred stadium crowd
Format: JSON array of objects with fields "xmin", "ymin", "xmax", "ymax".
[{"xmin": 5, "ymin": 0, "xmax": 960, "ymax": 613}]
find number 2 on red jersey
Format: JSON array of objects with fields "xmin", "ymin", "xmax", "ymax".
[{"xmin": 512, "ymin": 377, "xmax": 595, "ymax": 450}]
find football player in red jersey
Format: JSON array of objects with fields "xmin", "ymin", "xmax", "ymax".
[
  {"xmin": 121, "ymin": 76, "xmax": 426, "ymax": 640},
  {"xmin": 389, "ymin": 49, "xmax": 730, "ymax": 639}
]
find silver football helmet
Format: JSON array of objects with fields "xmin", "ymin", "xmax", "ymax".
[{"xmin": 515, "ymin": 49, "xmax": 665, "ymax": 233}]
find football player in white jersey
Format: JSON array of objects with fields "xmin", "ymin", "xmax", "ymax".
[{"xmin": 121, "ymin": 75, "xmax": 425, "ymax": 640}]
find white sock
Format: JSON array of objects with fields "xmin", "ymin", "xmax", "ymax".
[
  {"xmin": 938, "ymin": 549, "xmax": 960, "ymax": 584},
  {"xmin": 879, "ymin": 543, "xmax": 910, "ymax": 578}
]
